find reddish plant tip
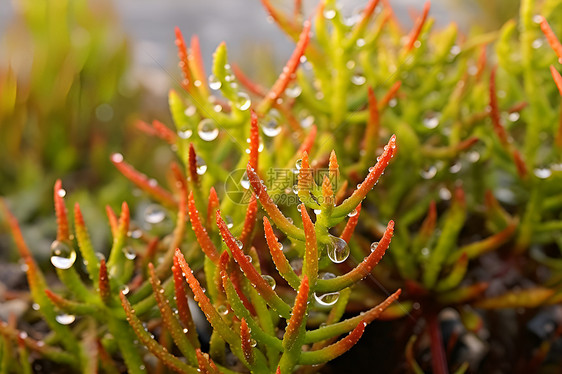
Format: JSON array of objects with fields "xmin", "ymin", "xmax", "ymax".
[
  {"xmin": 340, "ymin": 204, "xmax": 362, "ymax": 243},
  {"xmin": 262, "ymin": 19, "xmax": 311, "ymax": 109},
  {"xmin": 232, "ymin": 64, "xmax": 268, "ymax": 97},
  {"xmin": 380, "ymin": 81, "xmax": 401, "ymax": 110},
  {"xmin": 454, "ymin": 186, "xmax": 466, "ymax": 206},
  {"xmin": 240, "ymin": 318, "xmax": 254, "ymax": 364},
  {"xmin": 98, "ymin": 259, "xmax": 110, "ymax": 303},
  {"xmin": 73, "ymin": 203, "xmax": 84, "ymax": 227},
  {"xmin": 404, "ymin": 1, "xmax": 430, "ymax": 53},
  {"xmin": 297, "ymin": 125, "xmax": 317, "ymax": 157},
  {"xmin": 174, "ymin": 27, "xmax": 193, "ymax": 87},
  {"xmin": 249, "ymin": 110, "xmax": 260, "ymax": 170},
  {"xmin": 188, "ymin": 191, "xmax": 220, "ymax": 264},
  {"xmin": 539, "ymin": 16, "xmax": 562, "ymax": 60},
  {"xmin": 54, "ymin": 180, "xmax": 70, "ymax": 242},
  {"xmin": 188, "ymin": 143, "xmax": 199, "ymax": 185},
  {"xmin": 285, "ymin": 276, "xmax": 309, "ymax": 348},
  {"xmin": 239, "ymin": 193, "xmax": 258, "ymax": 245},
  {"xmin": 207, "ymin": 186, "xmax": 220, "ymax": 227}
]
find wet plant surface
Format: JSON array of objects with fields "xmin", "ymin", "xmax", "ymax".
[{"xmin": 1, "ymin": 0, "xmax": 562, "ymax": 373}]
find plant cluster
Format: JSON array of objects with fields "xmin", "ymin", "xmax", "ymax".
[{"xmin": 1, "ymin": 0, "xmax": 562, "ymax": 373}]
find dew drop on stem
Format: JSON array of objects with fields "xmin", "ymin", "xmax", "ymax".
[
  {"xmin": 55, "ymin": 314, "xmax": 76, "ymax": 325},
  {"xmin": 50, "ymin": 241, "xmax": 77, "ymax": 270},
  {"xmin": 198, "ymin": 119, "xmax": 219, "ymax": 141},
  {"xmin": 144, "ymin": 204, "xmax": 166, "ymax": 224},
  {"xmin": 262, "ymin": 275, "xmax": 276, "ymax": 290},
  {"xmin": 326, "ymin": 237, "xmax": 350, "ymax": 263}
]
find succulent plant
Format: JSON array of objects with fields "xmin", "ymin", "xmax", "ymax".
[{"xmin": 3, "ymin": 0, "xmax": 562, "ymax": 372}]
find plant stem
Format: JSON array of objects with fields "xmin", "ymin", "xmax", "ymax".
[{"xmin": 428, "ymin": 311, "xmax": 449, "ymax": 374}]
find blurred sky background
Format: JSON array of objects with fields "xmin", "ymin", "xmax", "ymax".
[{"xmin": 0, "ymin": 0, "xmax": 485, "ymax": 96}]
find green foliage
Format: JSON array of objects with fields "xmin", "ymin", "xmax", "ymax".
[
  {"xmin": 2, "ymin": 0, "xmax": 562, "ymax": 372},
  {"xmin": 0, "ymin": 0, "xmax": 132, "ymax": 195}
]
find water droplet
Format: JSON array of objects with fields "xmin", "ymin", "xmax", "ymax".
[
  {"xmin": 240, "ymin": 172, "xmax": 250, "ymax": 189},
  {"xmin": 225, "ymin": 216, "xmax": 234, "ymax": 229},
  {"xmin": 351, "ymin": 74, "xmax": 366, "ymax": 86},
  {"xmin": 184, "ymin": 105, "xmax": 197, "ymax": 117},
  {"xmin": 439, "ymin": 187, "xmax": 452, "ymax": 200},
  {"xmin": 208, "ymin": 75, "xmax": 222, "ymax": 90},
  {"xmin": 423, "ymin": 113, "xmax": 440, "ymax": 129},
  {"xmin": 297, "ymin": 205, "xmax": 302, "ymax": 212},
  {"xmin": 314, "ymin": 291, "xmax": 340, "ymax": 306},
  {"xmin": 508, "ymin": 112, "xmax": 520, "ymax": 122},
  {"xmin": 57, "ymin": 188, "xmax": 67, "ymax": 198},
  {"xmin": 326, "ymin": 237, "xmax": 350, "ymax": 263},
  {"xmin": 320, "ymin": 272, "xmax": 336, "ymax": 280},
  {"xmin": 314, "ymin": 209, "xmax": 321, "ymax": 215},
  {"xmin": 50, "ymin": 241, "xmax": 77, "ymax": 270},
  {"xmin": 111, "ymin": 153, "xmax": 123, "ymax": 163},
  {"xmin": 236, "ymin": 92, "xmax": 251, "ymax": 111},
  {"xmin": 250, "ymin": 339, "xmax": 257, "ymax": 347},
  {"xmin": 421, "ymin": 247, "xmax": 430, "ymax": 257},
  {"xmin": 56, "ymin": 314, "xmax": 76, "ymax": 325},
  {"xmin": 449, "ymin": 162, "xmax": 462, "ymax": 174},
  {"xmin": 356, "ymin": 38, "xmax": 366, "ymax": 47},
  {"xmin": 346, "ymin": 60, "xmax": 356, "ymax": 70},
  {"xmin": 183, "ymin": 328, "xmax": 188, "ymax": 333},
  {"xmin": 198, "ymin": 119, "xmax": 219, "ymax": 141},
  {"xmin": 388, "ymin": 98, "xmax": 397, "ymax": 107},
  {"xmin": 370, "ymin": 242, "xmax": 379, "ymax": 252},
  {"xmin": 286, "ymin": 85, "xmax": 302, "ymax": 98},
  {"xmin": 348, "ymin": 208, "xmax": 358, "ymax": 217},
  {"xmin": 450, "ymin": 45, "xmax": 461, "ymax": 56},
  {"xmin": 290, "ymin": 259, "xmax": 303, "ymax": 273},
  {"xmin": 323, "ymin": 7, "xmax": 336, "ymax": 19},
  {"xmin": 123, "ymin": 246, "xmax": 136, "ymax": 260},
  {"xmin": 420, "ymin": 165, "xmax": 437, "ymax": 179},
  {"xmin": 534, "ymin": 168, "xmax": 552, "ymax": 179},
  {"xmin": 144, "ymin": 204, "xmax": 166, "ymax": 224},
  {"xmin": 292, "ymin": 184, "xmax": 299, "ymax": 194},
  {"xmin": 467, "ymin": 151, "xmax": 480, "ymax": 163},
  {"xmin": 532, "ymin": 38, "xmax": 544, "ymax": 49},
  {"xmin": 130, "ymin": 229, "xmax": 142, "ymax": 239},
  {"xmin": 262, "ymin": 110, "xmax": 282, "ymax": 137},
  {"xmin": 178, "ymin": 128, "xmax": 193, "ymax": 139},
  {"xmin": 244, "ymin": 255, "xmax": 252, "ymax": 263},
  {"xmin": 196, "ymin": 156, "xmax": 207, "ymax": 175},
  {"xmin": 295, "ymin": 159, "xmax": 303, "ymax": 170},
  {"xmin": 277, "ymin": 242, "xmax": 284, "ymax": 251},
  {"xmin": 262, "ymin": 275, "xmax": 276, "ymax": 290},
  {"xmin": 235, "ymin": 239, "xmax": 244, "ymax": 249},
  {"xmin": 300, "ymin": 115, "xmax": 314, "ymax": 129},
  {"xmin": 18, "ymin": 331, "xmax": 28, "ymax": 339},
  {"xmin": 217, "ymin": 305, "xmax": 229, "ymax": 315},
  {"xmin": 32, "ymin": 303, "xmax": 40, "ymax": 311}
]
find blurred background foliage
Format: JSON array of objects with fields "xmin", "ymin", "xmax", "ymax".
[
  {"xmin": 0, "ymin": 0, "xmax": 149, "ymax": 261},
  {"xmin": 0, "ymin": 0, "xmax": 551, "ymax": 277}
]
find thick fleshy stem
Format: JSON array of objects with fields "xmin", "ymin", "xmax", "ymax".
[
  {"xmin": 188, "ymin": 191, "xmax": 220, "ymax": 264},
  {"xmin": 247, "ymin": 163, "xmax": 305, "ymax": 240},
  {"xmin": 316, "ymin": 221, "xmax": 394, "ymax": 293},
  {"xmin": 216, "ymin": 211, "xmax": 292, "ymax": 318},
  {"xmin": 332, "ymin": 135, "xmax": 397, "ymax": 219}
]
